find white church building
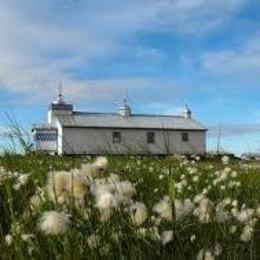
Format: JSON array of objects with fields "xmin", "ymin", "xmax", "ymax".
[{"xmin": 33, "ymin": 92, "xmax": 207, "ymax": 155}]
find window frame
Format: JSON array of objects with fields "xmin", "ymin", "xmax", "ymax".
[
  {"xmin": 181, "ymin": 132, "xmax": 189, "ymax": 142},
  {"xmin": 36, "ymin": 132, "xmax": 57, "ymax": 142},
  {"xmin": 112, "ymin": 131, "xmax": 121, "ymax": 143},
  {"xmin": 147, "ymin": 131, "xmax": 155, "ymax": 144}
]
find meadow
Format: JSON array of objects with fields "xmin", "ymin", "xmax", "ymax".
[{"xmin": 0, "ymin": 153, "xmax": 259, "ymax": 259}]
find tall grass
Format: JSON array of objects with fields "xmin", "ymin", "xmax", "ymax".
[{"xmin": 0, "ymin": 154, "xmax": 259, "ymax": 259}]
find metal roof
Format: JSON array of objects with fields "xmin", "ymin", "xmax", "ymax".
[{"xmin": 55, "ymin": 111, "xmax": 207, "ymax": 130}]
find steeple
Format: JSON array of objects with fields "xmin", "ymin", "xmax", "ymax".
[
  {"xmin": 48, "ymin": 82, "xmax": 73, "ymax": 124},
  {"xmin": 58, "ymin": 81, "xmax": 64, "ymax": 104},
  {"xmin": 181, "ymin": 104, "xmax": 192, "ymax": 119},
  {"xmin": 53, "ymin": 81, "xmax": 66, "ymax": 105},
  {"xmin": 118, "ymin": 98, "xmax": 132, "ymax": 117}
]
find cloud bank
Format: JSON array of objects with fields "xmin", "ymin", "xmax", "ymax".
[{"xmin": 0, "ymin": 0, "xmax": 247, "ymax": 104}]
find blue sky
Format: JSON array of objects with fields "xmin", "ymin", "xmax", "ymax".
[{"xmin": 0, "ymin": 0, "xmax": 260, "ymax": 154}]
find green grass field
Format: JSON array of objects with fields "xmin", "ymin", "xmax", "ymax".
[{"xmin": 0, "ymin": 153, "xmax": 259, "ymax": 259}]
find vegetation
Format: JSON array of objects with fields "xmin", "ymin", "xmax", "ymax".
[{"xmin": 0, "ymin": 153, "xmax": 259, "ymax": 259}]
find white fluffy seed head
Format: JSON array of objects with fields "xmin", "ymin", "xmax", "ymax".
[
  {"xmin": 93, "ymin": 157, "xmax": 108, "ymax": 170},
  {"xmin": 161, "ymin": 230, "xmax": 173, "ymax": 246},
  {"xmin": 5, "ymin": 234, "xmax": 13, "ymax": 246},
  {"xmin": 47, "ymin": 170, "xmax": 89, "ymax": 205},
  {"xmin": 240, "ymin": 225, "xmax": 253, "ymax": 242},
  {"xmin": 114, "ymin": 180, "xmax": 136, "ymax": 199},
  {"xmin": 194, "ymin": 198, "xmax": 214, "ymax": 223},
  {"xmin": 96, "ymin": 193, "xmax": 118, "ymax": 209},
  {"xmin": 197, "ymin": 249, "xmax": 215, "ymax": 260},
  {"xmin": 129, "ymin": 202, "xmax": 147, "ymax": 226},
  {"xmin": 174, "ymin": 199, "xmax": 195, "ymax": 220},
  {"xmin": 38, "ymin": 211, "xmax": 71, "ymax": 235},
  {"xmin": 153, "ymin": 197, "xmax": 173, "ymax": 221},
  {"xmin": 17, "ymin": 174, "xmax": 29, "ymax": 185}
]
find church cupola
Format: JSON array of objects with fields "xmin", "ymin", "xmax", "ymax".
[
  {"xmin": 50, "ymin": 83, "xmax": 73, "ymax": 112},
  {"xmin": 48, "ymin": 83, "xmax": 73, "ymax": 124},
  {"xmin": 181, "ymin": 104, "xmax": 192, "ymax": 119},
  {"xmin": 118, "ymin": 98, "xmax": 131, "ymax": 117}
]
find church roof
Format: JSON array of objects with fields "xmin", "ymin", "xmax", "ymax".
[{"xmin": 55, "ymin": 111, "xmax": 207, "ymax": 130}]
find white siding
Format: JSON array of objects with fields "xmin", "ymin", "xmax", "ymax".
[{"xmin": 62, "ymin": 127, "xmax": 206, "ymax": 155}]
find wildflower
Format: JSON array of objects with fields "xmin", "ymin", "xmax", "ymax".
[
  {"xmin": 149, "ymin": 166, "xmax": 154, "ymax": 172},
  {"xmin": 219, "ymin": 172, "xmax": 227, "ymax": 182},
  {"xmin": 93, "ymin": 156, "xmax": 108, "ymax": 169},
  {"xmin": 213, "ymin": 244, "xmax": 222, "ymax": 257},
  {"xmin": 174, "ymin": 199, "xmax": 195, "ymax": 220},
  {"xmin": 208, "ymin": 164, "xmax": 214, "ymax": 170},
  {"xmin": 153, "ymin": 196, "xmax": 172, "ymax": 221},
  {"xmin": 129, "ymin": 202, "xmax": 148, "ymax": 226},
  {"xmin": 114, "ymin": 180, "xmax": 136, "ymax": 199},
  {"xmin": 107, "ymin": 174, "xmax": 120, "ymax": 184},
  {"xmin": 17, "ymin": 174, "xmax": 29, "ymax": 185},
  {"xmin": 197, "ymin": 249, "xmax": 215, "ymax": 260},
  {"xmin": 136, "ymin": 228, "xmax": 148, "ymax": 238},
  {"xmin": 221, "ymin": 155, "xmax": 229, "ymax": 165},
  {"xmin": 159, "ymin": 174, "xmax": 164, "ymax": 180},
  {"xmin": 99, "ymin": 209, "xmax": 112, "ymax": 222},
  {"xmin": 38, "ymin": 211, "xmax": 71, "ymax": 235},
  {"xmin": 11, "ymin": 221, "xmax": 21, "ymax": 234},
  {"xmin": 161, "ymin": 230, "xmax": 173, "ymax": 246},
  {"xmin": 194, "ymin": 198, "xmax": 214, "ymax": 223},
  {"xmin": 96, "ymin": 193, "xmax": 118, "ymax": 210},
  {"xmin": 13, "ymin": 183, "xmax": 22, "ymax": 191},
  {"xmin": 153, "ymin": 188, "xmax": 159, "ymax": 193},
  {"xmin": 47, "ymin": 171, "xmax": 89, "ymax": 204},
  {"xmin": 215, "ymin": 208, "xmax": 229, "ymax": 223},
  {"xmin": 229, "ymin": 225, "xmax": 237, "ymax": 234},
  {"xmin": 5, "ymin": 234, "xmax": 13, "ymax": 246},
  {"xmin": 223, "ymin": 167, "xmax": 231, "ymax": 173},
  {"xmin": 192, "ymin": 176, "xmax": 199, "ymax": 182},
  {"xmin": 21, "ymin": 234, "xmax": 35, "ymax": 242},
  {"xmin": 202, "ymin": 188, "xmax": 208, "ymax": 195},
  {"xmin": 180, "ymin": 174, "xmax": 186, "ymax": 180},
  {"xmin": 80, "ymin": 156, "xmax": 108, "ymax": 177},
  {"xmin": 231, "ymin": 171, "xmax": 238, "ymax": 178},
  {"xmin": 193, "ymin": 194, "xmax": 204, "ymax": 204},
  {"xmin": 87, "ymin": 233, "xmax": 100, "ymax": 249},
  {"xmin": 91, "ymin": 183, "xmax": 114, "ymax": 197},
  {"xmin": 256, "ymin": 206, "xmax": 260, "ymax": 218},
  {"xmin": 240, "ymin": 225, "xmax": 253, "ymax": 242},
  {"xmin": 190, "ymin": 234, "xmax": 196, "ymax": 242},
  {"xmin": 220, "ymin": 185, "xmax": 226, "ymax": 191},
  {"xmin": 149, "ymin": 227, "xmax": 161, "ymax": 241},
  {"xmin": 233, "ymin": 208, "xmax": 254, "ymax": 223},
  {"xmin": 231, "ymin": 200, "xmax": 238, "ymax": 208}
]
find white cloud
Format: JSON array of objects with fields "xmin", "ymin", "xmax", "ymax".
[
  {"xmin": 0, "ymin": 0, "xmax": 246, "ymax": 104},
  {"xmin": 202, "ymin": 32, "xmax": 260, "ymax": 74},
  {"xmin": 208, "ymin": 123, "xmax": 260, "ymax": 137}
]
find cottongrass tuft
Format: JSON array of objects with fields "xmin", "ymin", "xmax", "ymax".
[
  {"xmin": 38, "ymin": 211, "xmax": 71, "ymax": 235},
  {"xmin": 81, "ymin": 156, "xmax": 108, "ymax": 177},
  {"xmin": 5, "ymin": 234, "xmax": 13, "ymax": 246},
  {"xmin": 194, "ymin": 198, "xmax": 214, "ymax": 223},
  {"xmin": 197, "ymin": 249, "xmax": 215, "ymax": 260},
  {"xmin": 47, "ymin": 171, "xmax": 89, "ymax": 204},
  {"xmin": 174, "ymin": 199, "xmax": 195, "ymax": 220},
  {"xmin": 161, "ymin": 230, "xmax": 173, "ymax": 246},
  {"xmin": 153, "ymin": 196, "xmax": 172, "ymax": 221},
  {"xmin": 96, "ymin": 192, "xmax": 119, "ymax": 210},
  {"xmin": 129, "ymin": 202, "xmax": 148, "ymax": 226},
  {"xmin": 240, "ymin": 225, "xmax": 253, "ymax": 242}
]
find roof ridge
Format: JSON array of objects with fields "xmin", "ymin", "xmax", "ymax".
[{"xmin": 73, "ymin": 111, "xmax": 185, "ymax": 118}]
